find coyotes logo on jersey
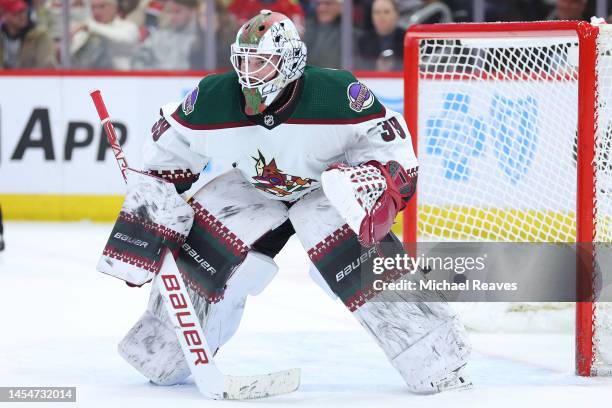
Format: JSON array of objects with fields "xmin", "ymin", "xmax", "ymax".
[{"xmin": 251, "ymin": 150, "xmax": 316, "ymax": 197}]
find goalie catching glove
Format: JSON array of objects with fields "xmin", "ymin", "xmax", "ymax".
[
  {"xmin": 321, "ymin": 160, "xmax": 416, "ymax": 246},
  {"xmin": 97, "ymin": 169, "xmax": 194, "ymax": 286}
]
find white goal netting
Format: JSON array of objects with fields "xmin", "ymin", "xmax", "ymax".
[{"xmin": 410, "ymin": 23, "xmax": 612, "ymax": 375}]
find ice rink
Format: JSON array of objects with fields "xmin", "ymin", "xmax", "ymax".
[{"xmin": 1, "ymin": 221, "xmax": 612, "ymax": 407}]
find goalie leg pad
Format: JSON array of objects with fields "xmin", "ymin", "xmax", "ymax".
[
  {"xmin": 119, "ymin": 168, "xmax": 287, "ymax": 385},
  {"xmin": 355, "ymin": 300, "xmax": 471, "ymax": 393},
  {"xmin": 119, "ymin": 169, "xmax": 288, "ymax": 385},
  {"xmin": 176, "ymin": 169, "xmax": 288, "ymax": 303},
  {"xmin": 204, "ymin": 251, "xmax": 278, "ymax": 352},
  {"xmin": 289, "ymin": 189, "xmax": 389, "ymax": 307},
  {"xmin": 97, "ymin": 169, "xmax": 194, "ymax": 286},
  {"xmin": 118, "ymin": 251, "xmax": 279, "ymax": 385},
  {"xmin": 308, "ymin": 261, "xmax": 337, "ymax": 300},
  {"xmin": 289, "ymin": 189, "xmax": 471, "ymax": 392},
  {"xmin": 118, "ymin": 307, "xmax": 190, "ymax": 386},
  {"xmin": 118, "ymin": 282, "xmax": 190, "ymax": 386},
  {"xmin": 225, "ymin": 251, "xmax": 278, "ymax": 297}
]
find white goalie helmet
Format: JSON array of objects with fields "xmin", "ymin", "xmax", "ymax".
[{"xmin": 230, "ymin": 10, "xmax": 307, "ymax": 115}]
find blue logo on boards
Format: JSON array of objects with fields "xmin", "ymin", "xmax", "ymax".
[
  {"xmin": 426, "ymin": 93, "xmax": 485, "ymax": 181},
  {"xmin": 489, "ymin": 95, "xmax": 538, "ymax": 184},
  {"xmin": 426, "ymin": 92, "xmax": 538, "ymax": 183}
]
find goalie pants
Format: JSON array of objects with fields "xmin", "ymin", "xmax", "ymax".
[{"xmin": 118, "ymin": 169, "xmax": 470, "ymax": 391}]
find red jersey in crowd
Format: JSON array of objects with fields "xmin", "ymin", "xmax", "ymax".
[{"xmin": 227, "ymin": 0, "xmax": 304, "ymax": 32}]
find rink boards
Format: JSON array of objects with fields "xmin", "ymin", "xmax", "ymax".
[{"xmin": 0, "ymin": 72, "xmax": 402, "ymax": 222}]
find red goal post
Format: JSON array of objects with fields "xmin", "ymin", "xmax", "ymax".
[{"xmin": 402, "ymin": 21, "xmax": 610, "ymax": 377}]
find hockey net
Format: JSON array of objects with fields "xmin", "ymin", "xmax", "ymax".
[{"xmin": 403, "ymin": 21, "xmax": 612, "ymax": 376}]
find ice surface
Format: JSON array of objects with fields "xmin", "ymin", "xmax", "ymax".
[{"xmin": 1, "ymin": 222, "xmax": 611, "ymax": 407}]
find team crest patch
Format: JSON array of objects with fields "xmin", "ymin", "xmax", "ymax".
[
  {"xmin": 182, "ymin": 86, "xmax": 199, "ymax": 115},
  {"xmin": 347, "ymin": 82, "xmax": 375, "ymax": 112},
  {"xmin": 251, "ymin": 150, "xmax": 316, "ymax": 197}
]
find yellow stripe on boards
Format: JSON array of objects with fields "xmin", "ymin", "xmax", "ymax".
[
  {"xmin": 391, "ymin": 212, "xmax": 404, "ymax": 236},
  {"xmin": 418, "ymin": 206, "xmax": 576, "ymax": 242},
  {"xmin": 394, "ymin": 207, "xmax": 577, "ymax": 242},
  {"xmin": 0, "ymin": 194, "xmax": 123, "ymax": 221},
  {"xmin": 0, "ymin": 197, "xmax": 580, "ymax": 243}
]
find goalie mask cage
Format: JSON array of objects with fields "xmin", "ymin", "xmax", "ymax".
[{"xmin": 402, "ymin": 21, "xmax": 612, "ymax": 377}]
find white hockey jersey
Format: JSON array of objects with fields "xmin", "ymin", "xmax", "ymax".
[{"xmin": 142, "ymin": 65, "xmax": 418, "ymax": 201}]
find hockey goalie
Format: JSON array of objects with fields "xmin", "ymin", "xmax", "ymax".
[{"xmin": 97, "ymin": 10, "xmax": 471, "ymax": 396}]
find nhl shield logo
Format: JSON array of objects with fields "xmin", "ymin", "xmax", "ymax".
[
  {"xmin": 347, "ymin": 82, "xmax": 375, "ymax": 112},
  {"xmin": 264, "ymin": 114, "xmax": 275, "ymax": 127},
  {"xmin": 182, "ymin": 86, "xmax": 199, "ymax": 115}
]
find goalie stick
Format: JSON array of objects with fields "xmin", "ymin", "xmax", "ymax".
[{"xmin": 90, "ymin": 90, "xmax": 300, "ymax": 400}]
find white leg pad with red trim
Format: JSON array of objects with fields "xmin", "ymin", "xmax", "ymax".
[
  {"xmin": 355, "ymin": 300, "xmax": 471, "ymax": 393},
  {"xmin": 97, "ymin": 169, "xmax": 194, "ymax": 286},
  {"xmin": 118, "ymin": 169, "xmax": 287, "ymax": 386},
  {"xmin": 289, "ymin": 188, "xmax": 471, "ymax": 393},
  {"xmin": 118, "ymin": 251, "xmax": 279, "ymax": 386}
]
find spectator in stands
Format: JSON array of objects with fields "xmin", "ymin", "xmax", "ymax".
[
  {"xmin": 118, "ymin": 0, "xmax": 141, "ymax": 19},
  {"xmin": 189, "ymin": 0, "xmax": 237, "ymax": 69},
  {"xmin": 513, "ymin": 0, "xmax": 551, "ymax": 21},
  {"xmin": 304, "ymin": 0, "xmax": 342, "ymax": 68},
  {"xmin": 398, "ymin": 0, "xmax": 452, "ymax": 28},
  {"xmin": 547, "ymin": 0, "xmax": 594, "ymax": 21},
  {"xmin": 70, "ymin": 0, "xmax": 139, "ymax": 70},
  {"xmin": 351, "ymin": 0, "xmax": 372, "ymax": 31},
  {"xmin": 0, "ymin": 0, "xmax": 56, "ymax": 68},
  {"xmin": 227, "ymin": 0, "xmax": 304, "ymax": 34},
  {"xmin": 132, "ymin": 0, "xmax": 199, "ymax": 69},
  {"xmin": 300, "ymin": 0, "xmax": 315, "ymax": 18},
  {"xmin": 479, "ymin": 0, "xmax": 523, "ymax": 21},
  {"xmin": 443, "ymin": 0, "xmax": 470, "ymax": 22},
  {"xmin": 121, "ymin": 0, "xmax": 172, "ymax": 40},
  {"xmin": 34, "ymin": 0, "xmax": 89, "ymax": 47},
  {"xmin": 356, "ymin": 0, "xmax": 403, "ymax": 71}
]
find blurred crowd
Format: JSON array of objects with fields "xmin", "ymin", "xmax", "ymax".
[{"xmin": 0, "ymin": 0, "xmax": 608, "ymax": 72}]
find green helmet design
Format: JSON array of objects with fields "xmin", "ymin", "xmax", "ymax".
[{"xmin": 230, "ymin": 10, "xmax": 307, "ymax": 115}]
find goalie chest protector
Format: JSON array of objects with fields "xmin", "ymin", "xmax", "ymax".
[{"xmin": 162, "ymin": 65, "xmax": 389, "ymax": 202}]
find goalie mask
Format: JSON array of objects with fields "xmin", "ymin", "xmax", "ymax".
[{"xmin": 230, "ymin": 10, "xmax": 307, "ymax": 115}]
